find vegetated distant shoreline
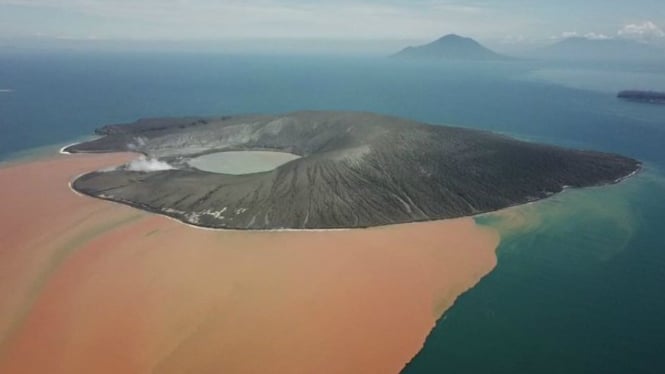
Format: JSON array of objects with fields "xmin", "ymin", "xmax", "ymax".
[{"xmin": 62, "ymin": 111, "xmax": 641, "ymax": 231}]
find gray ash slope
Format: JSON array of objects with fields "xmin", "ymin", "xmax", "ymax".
[{"xmin": 67, "ymin": 111, "xmax": 640, "ymax": 230}]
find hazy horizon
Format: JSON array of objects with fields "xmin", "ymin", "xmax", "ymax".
[{"xmin": 1, "ymin": 1, "xmax": 664, "ymax": 55}]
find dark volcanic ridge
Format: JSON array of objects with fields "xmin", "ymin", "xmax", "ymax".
[{"xmin": 66, "ymin": 111, "xmax": 640, "ymax": 230}]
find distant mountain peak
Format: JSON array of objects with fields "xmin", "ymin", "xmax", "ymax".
[{"xmin": 393, "ymin": 34, "xmax": 509, "ymax": 61}]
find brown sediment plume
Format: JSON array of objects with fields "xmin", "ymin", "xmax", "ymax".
[{"xmin": 0, "ymin": 153, "xmax": 500, "ymax": 374}]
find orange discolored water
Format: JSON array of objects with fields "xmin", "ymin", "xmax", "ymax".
[{"xmin": 0, "ymin": 153, "xmax": 499, "ymax": 374}]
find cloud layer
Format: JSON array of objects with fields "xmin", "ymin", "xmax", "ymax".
[
  {"xmin": 618, "ymin": 21, "xmax": 665, "ymax": 40},
  {"xmin": 554, "ymin": 20, "xmax": 665, "ymax": 43}
]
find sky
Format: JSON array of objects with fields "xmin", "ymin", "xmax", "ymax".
[{"xmin": 1, "ymin": 0, "xmax": 664, "ymax": 53}]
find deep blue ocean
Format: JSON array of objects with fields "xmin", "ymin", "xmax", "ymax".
[{"xmin": 1, "ymin": 51, "xmax": 664, "ymax": 373}]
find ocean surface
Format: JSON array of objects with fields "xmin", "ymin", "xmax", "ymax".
[{"xmin": 1, "ymin": 51, "xmax": 664, "ymax": 373}]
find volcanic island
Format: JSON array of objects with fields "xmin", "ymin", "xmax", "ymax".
[{"xmin": 66, "ymin": 111, "xmax": 640, "ymax": 230}]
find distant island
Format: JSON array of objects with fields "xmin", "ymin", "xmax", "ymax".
[
  {"xmin": 392, "ymin": 34, "xmax": 510, "ymax": 61},
  {"xmin": 618, "ymin": 90, "xmax": 665, "ymax": 104},
  {"xmin": 66, "ymin": 111, "xmax": 640, "ymax": 230}
]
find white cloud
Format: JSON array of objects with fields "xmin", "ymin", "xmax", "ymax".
[
  {"xmin": 584, "ymin": 32, "xmax": 610, "ymax": 40},
  {"xmin": 555, "ymin": 31, "xmax": 610, "ymax": 40},
  {"xmin": 553, "ymin": 22, "xmax": 665, "ymax": 44},
  {"xmin": 618, "ymin": 21, "xmax": 665, "ymax": 40},
  {"xmin": 126, "ymin": 156, "xmax": 175, "ymax": 172}
]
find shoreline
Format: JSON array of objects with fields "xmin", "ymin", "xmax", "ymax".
[
  {"xmin": 1, "ymin": 137, "xmax": 102, "ymax": 167},
  {"xmin": 39, "ymin": 137, "xmax": 644, "ymax": 234},
  {"xmin": 69, "ymin": 157, "xmax": 643, "ymax": 233},
  {"xmin": 614, "ymin": 163, "xmax": 642, "ymax": 184},
  {"xmin": 58, "ymin": 143, "xmax": 77, "ymax": 155},
  {"xmin": 59, "ymin": 137, "xmax": 102, "ymax": 155}
]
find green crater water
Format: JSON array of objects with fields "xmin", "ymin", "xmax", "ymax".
[{"xmin": 188, "ymin": 151, "xmax": 301, "ymax": 175}]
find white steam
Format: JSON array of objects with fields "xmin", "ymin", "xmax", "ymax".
[
  {"xmin": 126, "ymin": 156, "xmax": 175, "ymax": 172},
  {"xmin": 127, "ymin": 137, "xmax": 148, "ymax": 151}
]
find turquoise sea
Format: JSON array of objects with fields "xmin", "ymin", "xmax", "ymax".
[{"xmin": 1, "ymin": 51, "xmax": 664, "ymax": 373}]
